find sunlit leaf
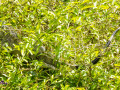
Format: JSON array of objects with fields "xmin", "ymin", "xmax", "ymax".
[
  {"xmin": 81, "ymin": 0, "xmax": 90, "ymax": 5},
  {"xmin": 81, "ymin": 6, "xmax": 94, "ymax": 11},
  {"xmin": 99, "ymin": 5, "xmax": 109, "ymax": 9}
]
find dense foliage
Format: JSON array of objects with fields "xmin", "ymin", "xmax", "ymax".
[{"xmin": 0, "ymin": 0, "xmax": 120, "ymax": 89}]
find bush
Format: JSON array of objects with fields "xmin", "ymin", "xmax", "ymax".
[{"xmin": 0, "ymin": 0, "xmax": 120, "ymax": 89}]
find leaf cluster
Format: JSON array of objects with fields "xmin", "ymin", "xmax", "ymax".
[{"xmin": 0, "ymin": 0, "xmax": 120, "ymax": 89}]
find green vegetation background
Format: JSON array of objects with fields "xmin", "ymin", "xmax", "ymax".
[{"xmin": 0, "ymin": 0, "xmax": 120, "ymax": 89}]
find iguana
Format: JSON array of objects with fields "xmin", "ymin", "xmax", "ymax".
[{"xmin": 0, "ymin": 25, "xmax": 79, "ymax": 70}]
